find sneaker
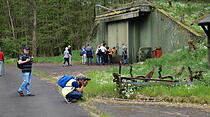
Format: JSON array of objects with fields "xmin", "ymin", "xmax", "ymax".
[
  {"xmin": 26, "ymin": 94, "xmax": 35, "ymax": 96},
  {"xmin": 17, "ymin": 91, "xmax": 24, "ymax": 97},
  {"xmin": 64, "ymin": 98, "xmax": 71, "ymax": 104},
  {"xmin": 70, "ymin": 99, "xmax": 77, "ymax": 103}
]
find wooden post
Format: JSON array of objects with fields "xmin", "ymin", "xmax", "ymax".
[
  {"xmin": 119, "ymin": 61, "xmax": 122, "ymax": 74},
  {"xmin": 208, "ymin": 24, "xmax": 210, "ymax": 68},
  {"xmin": 130, "ymin": 65, "xmax": 133, "ymax": 77},
  {"xmin": 201, "ymin": 24, "xmax": 210, "ymax": 68}
]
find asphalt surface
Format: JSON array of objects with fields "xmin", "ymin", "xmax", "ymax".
[
  {"xmin": 33, "ymin": 63, "xmax": 112, "ymax": 76},
  {"xmin": 94, "ymin": 101, "xmax": 210, "ymax": 117},
  {"xmin": 0, "ymin": 66, "xmax": 89, "ymax": 117}
]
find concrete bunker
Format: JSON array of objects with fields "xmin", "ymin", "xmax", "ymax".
[{"xmin": 95, "ymin": 2, "xmax": 200, "ymax": 63}]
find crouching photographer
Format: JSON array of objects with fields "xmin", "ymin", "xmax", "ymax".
[{"xmin": 59, "ymin": 73, "xmax": 91, "ymax": 103}]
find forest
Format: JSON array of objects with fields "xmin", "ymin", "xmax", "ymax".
[{"xmin": 0, "ymin": 0, "xmax": 209, "ymax": 57}]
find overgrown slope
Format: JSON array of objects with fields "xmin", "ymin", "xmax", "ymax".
[{"xmin": 153, "ymin": 0, "xmax": 210, "ymax": 36}]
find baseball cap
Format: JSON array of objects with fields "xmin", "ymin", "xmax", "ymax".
[
  {"xmin": 76, "ymin": 73, "xmax": 91, "ymax": 81},
  {"xmin": 23, "ymin": 47, "xmax": 30, "ymax": 50}
]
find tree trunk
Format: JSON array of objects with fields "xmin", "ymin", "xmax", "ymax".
[
  {"xmin": 31, "ymin": 0, "xmax": 37, "ymax": 57},
  {"xmin": 207, "ymin": 25, "xmax": 210, "ymax": 68},
  {"xmin": 6, "ymin": 0, "xmax": 16, "ymax": 39}
]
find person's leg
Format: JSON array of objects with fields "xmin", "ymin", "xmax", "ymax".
[
  {"xmin": 106, "ymin": 54, "xmax": 109, "ymax": 64},
  {"xmin": 0, "ymin": 61, "xmax": 2, "ymax": 76},
  {"xmin": 63, "ymin": 58, "xmax": 67, "ymax": 65},
  {"xmin": 102, "ymin": 53, "xmax": 105, "ymax": 65},
  {"xmin": 96, "ymin": 55, "xmax": 98, "ymax": 64},
  {"xmin": 67, "ymin": 57, "xmax": 70, "ymax": 66},
  {"xmin": 99, "ymin": 55, "xmax": 102, "ymax": 64},
  {"xmin": 109, "ymin": 55, "xmax": 113, "ymax": 64},
  {"xmin": 18, "ymin": 72, "xmax": 30, "ymax": 93},
  {"xmin": 90, "ymin": 57, "xmax": 92, "ymax": 65},
  {"xmin": 25, "ymin": 72, "xmax": 32, "ymax": 95},
  {"xmin": 69, "ymin": 55, "xmax": 72, "ymax": 65},
  {"xmin": 84, "ymin": 54, "xmax": 87, "ymax": 64},
  {"xmin": 82, "ymin": 55, "xmax": 84, "ymax": 64},
  {"xmin": 66, "ymin": 91, "xmax": 83, "ymax": 102}
]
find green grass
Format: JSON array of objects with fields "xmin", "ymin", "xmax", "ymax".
[
  {"xmin": 85, "ymin": 42, "xmax": 210, "ymax": 104},
  {"xmin": 84, "ymin": 70, "xmax": 119, "ymax": 98},
  {"xmin": 153, "ymin": 0, "xmax": 210, "ymax": 36}
]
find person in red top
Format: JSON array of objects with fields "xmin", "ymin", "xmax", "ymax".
[{"xmin": 0, "ymin": 47, "xmax": 4, "ymax": 77}]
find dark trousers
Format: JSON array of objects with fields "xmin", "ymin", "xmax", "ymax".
[
  {"xmin": 66, "ymin": 91, "xmax": 83, "ymax": 101},
  {"xmin": 63, "ymin": 58, "xmax": 69, "ymax": 65},
  {"xmin": 105, "ymin": 54, "xmax": 109, "ymax": 64},
  {"xmin": 101, "ymin": 53, "xmax": 106, "ymax": 65},
  {"xmin": 109, "ymin": 55, "xmax": 113, "ymax": 64}
]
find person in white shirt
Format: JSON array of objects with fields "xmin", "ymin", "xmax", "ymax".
[
  {"xmin": 95, "ymin": 45, "xmax": 102, "ymax": 65},
  {"xmin": 63, "ymin": 47, "xmax": 70, "ymax": 66},
  {"xmin": 100, "ymin": 43, "xmax": 107, "ymax": 65}
]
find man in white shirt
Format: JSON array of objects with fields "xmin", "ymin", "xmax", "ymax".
[{"xmin": 100, "ymin": 43, "xmax": 107, "ymax": 65}]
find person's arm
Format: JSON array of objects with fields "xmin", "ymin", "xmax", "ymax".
[
  {"xmin": 18, "ymin": 56, "xmax": 30, "ymax": 64},
  {"xmin": 75, "ymin": 81, "xmax": 88, "ymax": 92},
  {"xmin": 76, "ymin": 86, "xmax": 84, "ymax": 92},
  {"xmin": 2, "ymin": 53, "xmax": 4, "ymax": 62}
]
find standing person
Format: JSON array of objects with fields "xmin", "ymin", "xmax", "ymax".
[
  {"xmin": 105, "ymin": 46, "xmax": 109, "ymax": 64},
  {"xmin": 17, "ymin": 47, "xmax": 34, "ymax": 96},
  {"xmin": 108, "ymin": 47, "xmax": 116, "ymax": 64},
  {"xmin": 100, "ymin": 43, "xmax": 107, "ymax": 65},
  {"xmin": 95, "ymin": 45, "xmax": 102, "ymax": 65},
  {"xmin": 85, "ymin": 44, "xmax": 93, "ymax": 65},
  {"xmin": 122, "ymin": 48, "xmax": 128, "ymax": 64},
  {"xmin": 122, "ymin": 43, "xmax": 127, "ymax": 50},
  {"xmin": 80, "ymin": 46, "xmax": 87, "ymax": 65},
  {"xmin": 0, "ymin": 48, "xmax": 4, "ymax": 77},
  {"xmin": 68, "ymin": 45, "xmax": 72, "ymax": 66},
  {"xmin": 63, "ymin": 47, "xmax": 70, "ymax": 67}
]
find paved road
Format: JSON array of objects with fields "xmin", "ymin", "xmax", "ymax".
[
  {"xmin": 94, "ymin": 101, "xmax": 210, "ymax": 117},
  {"xmin": 33, "ymin": 63, "xmax": 112, "ymax": 77},
  {"xmin": 0, "ymin": 66, "xmax": 89, "ymax": 117}
]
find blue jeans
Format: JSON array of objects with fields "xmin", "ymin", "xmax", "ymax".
[
  {"xmin": 66, "ymin": 91, "xmax": 83, "ymax": 101},
  {"xmin": 0, "ymin": 61, "xmax": 3, "ymax": 76},
  {"xmin": 18, "ymin": 72, "xmax": 32, "ymax": 94},
  {"xmin": 87, "ymin": 57, "xmax": 92, "ymax": 65},
  {"xmin": 96, "ymin": 55, "xmax": 100, "ymax": 64}
]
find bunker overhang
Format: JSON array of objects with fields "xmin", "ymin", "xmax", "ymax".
[{"xmin": 95, "ymin": 4, "xmax": 152, "ymax": 23}]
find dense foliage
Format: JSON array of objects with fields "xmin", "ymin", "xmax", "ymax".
[{"xmin": 0, "ymin": 0, "xmax": 134, "ymax": 57}]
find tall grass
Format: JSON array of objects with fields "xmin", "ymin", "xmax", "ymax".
[
  {"xmin": 154, "ymin": 0, "xmax": 210, "ymax": 35},
  {"xmin": 85, "ymin": 43, "xmax": 210, "ymax": 104}
]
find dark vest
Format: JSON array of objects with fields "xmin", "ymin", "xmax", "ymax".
[{"xmin": 19, "ymin": 54, "xmax": 32, "ymax": 73}]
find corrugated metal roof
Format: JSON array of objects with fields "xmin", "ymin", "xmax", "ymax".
[{"xmin": 198, "ymin": 14, "xmax": 210, "ymax": 25}]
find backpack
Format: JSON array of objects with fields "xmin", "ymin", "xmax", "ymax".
[
  {"xmin": 17, "ymin": 62, "xmax": 24, "ymax": 69},
  {"xmin": 58, "ymin": 75, "xmax": 76, "ymax": 88},
  {"xmin": 97, "ymin": 49, "xmax": 102, "ymax": 55}
]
